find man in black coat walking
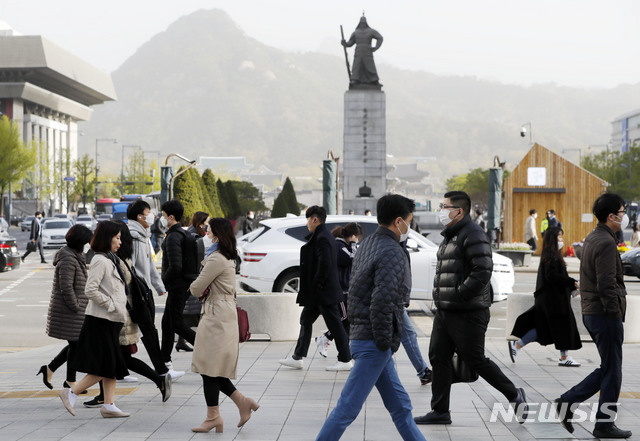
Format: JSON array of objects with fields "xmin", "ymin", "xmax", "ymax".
[
  {"xmin": 21, "ymin": 211, "xmax": 47, "ymax": 263},
  {"xmin": 414, "ymin": 191, "xmax": 528, "ymax": 425},
  {"xmin": 279, "ymin": 206, "xmax": 352, "ymax": 371}
]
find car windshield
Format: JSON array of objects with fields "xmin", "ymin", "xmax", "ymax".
[
  {"xmin": 77, "ymin": 216, "xmax": 92, "ymax": 221},
  {"xmin": 44, "ymin": 221, "xmax": 71, "ymax": 229}
]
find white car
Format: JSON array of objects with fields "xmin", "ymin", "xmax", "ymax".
[
  {"xmin": 238, "ymin": 215, "xmax": 514, "ymax": 302},
  {"xmin": 76, "ymin": 215, "xmax": 97, "ymax": 232},
  {"xmin": 41, "ymin": 218, "xmax": 73, "ymax": 248}
]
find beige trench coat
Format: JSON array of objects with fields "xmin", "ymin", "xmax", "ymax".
[{"xmin": 189, "ymin": 250, "xmax": 238, "ymax": 379}]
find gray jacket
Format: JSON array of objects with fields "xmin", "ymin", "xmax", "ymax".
[
  {"xmin": 129, "ymin": 220, "xmax": 166, "ymax": 295},
  {"xmin": 347, "ymin": 227, "xmax": 407, "ymax": 352}
]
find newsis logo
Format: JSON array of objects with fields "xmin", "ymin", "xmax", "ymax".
[{"xmin": 490, "ymin": 401, "xmax": 618, "ymax": 424}]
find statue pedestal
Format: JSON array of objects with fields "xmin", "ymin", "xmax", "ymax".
[{"xmin": 342, "ymin": 89, "xmax": 387, "ymax": 215}]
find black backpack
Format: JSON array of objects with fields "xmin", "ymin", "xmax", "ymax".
[
  {"xmin": 122, "ymin": 260, "xmax": 155, "ymax": 325},
  {"xmin": 179, "ymin": 230, "xmax": 202, "ymax": 281}
]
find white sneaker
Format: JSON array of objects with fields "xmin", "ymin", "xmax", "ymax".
[
  {"xmin": 326, "ymin": 360, "xmax": 353, "ymax": 371},
  {"xmin": 315, "ymin": 334, "xmax": 330, "ymax": 358},
  {"xmin": 167, "ymin": 369, "xmax": 185, "ymax": 381},
  {"xmin": 117, "ymin": 375, "xmax": 139, "ymax": 383},
  {"xmin": 558, "ymin": 356, "xmax": 580, "ymax": 367},
  {"xmin": 279, "ymin": 356, "xmax": 303, "ymax": 369}
]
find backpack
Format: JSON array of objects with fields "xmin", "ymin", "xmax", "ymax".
[
  {"xmin": 179, "ymin": 229, "xmax": 202, "ymax": 282},
  {"xmin": 122, "ymin": 260, "xmax": 155, "ymax": 325}
]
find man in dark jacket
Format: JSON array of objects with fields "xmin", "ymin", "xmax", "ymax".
[
  {"xmin": 21, "ymin": 211, "xmax": 47, "ymax": 263},
  {"xmin": 316, "ymin": 194, "xmax": 426, "ymax": 441},
  {"xmin": 159, "ymin": 200, "xmax": 196, "ymax": 369},
  {"xmin": 242, "ymin": 211, "xmax": 255, "ymax": 235},
  {"xmin": 415, "ymin": 191, "xmax": 527, "ymax": 426},
  {"xmin": 279, "ymin": 206, "xmax": 352, "ymax": 371},
  {"xmin": 555, "ymin": 193, "xmax": 631, "ymax": 439}
]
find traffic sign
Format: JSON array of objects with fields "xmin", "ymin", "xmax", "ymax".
[{"xmin": 63, "ymin": 176, "xmax": 76, "ymax": 182}]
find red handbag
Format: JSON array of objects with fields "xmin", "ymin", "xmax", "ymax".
[{"xmin": 237, "ymin": 305, "xmax": 251, "ymax": 343}]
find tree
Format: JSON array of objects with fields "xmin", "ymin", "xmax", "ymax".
[
  {"xmin": 201, "ymin": 169, "xmax": 224, "ymax": 217},
  {"xmin": 0, "ymin": 116, "xmax": 36, "ymax": 216},
  {"xmin": 224, "ymin": 180, "xmax": 242, "ymax": 219},
  {"xmin": 124, "ymin": 151, "xmax": 155, "ymax": 195},
  {"xmin": 216, "ymin": 178, "xmax": 230, "ymax": 217},
  {"xmin": 271, "ymin": 177, "xmax": 300, "ymax": 217},
  {"xmin": 173, "ymin": 166, "xmax": 204, "ymax": 223},
  {"xmin": 582, "ymin": 144, "xmax": 640, "ymax": 201},
  {"xmin": 229, "ymin": 180, "xmax": 268, "ymax": 213},
  {"xmin": 445, "ymin": 167, "xmax": 510, "ymax": 208},
  {"xmin": 72, "ymin": 154, "xmax": 97, "ymax": 209}
]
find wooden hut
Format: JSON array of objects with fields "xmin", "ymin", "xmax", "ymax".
[{"xmin": 503, "ymin": 143, "xmax": 608, "ymax": 254}]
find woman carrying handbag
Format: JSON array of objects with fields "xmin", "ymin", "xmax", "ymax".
[
  {"xmin": 188, "ymin": 218, "xmax": 259, "ymax": 433},
  {"xmin": 509, "ymin": 226, "xmax": 582, "ymax": 366}
]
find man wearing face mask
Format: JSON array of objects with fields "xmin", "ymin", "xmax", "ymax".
[
  {"xmin": 242, "ymin": 211, "xmax": 255, "ymax": 235},
  {"xmin": 415, "ymin": 191, "xmax": 528, "ymax": 426},
  {"xmin": 122, "ymin": 201, "xmax": 184, "ymax": 383},
  {"xmin": 555, "ymin": 193, "xmax": 631, "ymax": 439}
]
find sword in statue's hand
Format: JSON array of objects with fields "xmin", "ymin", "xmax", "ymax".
[{"xmin": 340, "ymin": 25, "xmax": 351, "ymax": 81}]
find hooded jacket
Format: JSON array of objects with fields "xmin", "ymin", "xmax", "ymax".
[
  {"xmin": 128, "ymin": 220, "xmax": 166, "ymax": 294},
  {"xmin": 46, "ymin": 246, "xmax": 88, "ymax": 341},
  {"xmin": 433, "ymin": 214, "xmax": 493, "ymax": 311}
]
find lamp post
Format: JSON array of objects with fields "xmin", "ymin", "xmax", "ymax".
[
  {"xmin": 562, "ymin": 148, "xmax": 582, "ymax": 166},
  {"xmin": 121, "ymin": 144, "xmax": 142, "ymax": 194},
  {"xmin": 95, "ymin": 138, "xmax": 117, "ymax": 204}
]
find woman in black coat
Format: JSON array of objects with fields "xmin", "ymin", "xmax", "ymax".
[{"xmin": 509, "ymin": 226, "xmax": 582, "ymax": 366}]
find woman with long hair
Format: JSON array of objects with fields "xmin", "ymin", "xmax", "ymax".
[
  {"xmin": 177, "ymin": 211, "xmax": 210, "ymax": 352},
  {"xmin": 189, "ymin": 218, "xmax": 259, "ymax": 433},
  {"xmin": 58, "ymin": 221, "xmax": 131, "ymax": 418},
  {"xmin": 38, "ymin": 225, "xmax": 93, "ymax": 390},
  {"xmin": 509, "ymin": 226, "xmax": 582, "ymax": 366}
]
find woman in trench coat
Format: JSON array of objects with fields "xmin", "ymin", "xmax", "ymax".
[
  {"xmin": 189, "ymin": 218, "xmax": 259, "ymax": 433},
  {"xmin": 509, "ymin": 226, "xmax": 582, "ymax": 366}
]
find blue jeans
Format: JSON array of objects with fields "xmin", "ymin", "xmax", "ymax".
[
  {"xmin": 561, "ymin": 315, "xmax": 623, "ymax": 429},
  {"xmin": 316, "ymin": 340, "xmax": 426, "ymax": 441},
  {"xmin": 402, "ymin": 309, "xmax": 429, "ymax": 376}
]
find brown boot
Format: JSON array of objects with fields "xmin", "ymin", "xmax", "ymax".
[
  {"xmin": 192, "ymin": 406, "xmax": 223, "ymax": 433},
  {"xmin": 229, "ymin": 390, "xmax": 260, "ymax": 427}
]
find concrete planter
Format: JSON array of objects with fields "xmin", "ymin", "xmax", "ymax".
[
  {"xmin": 496, "ymin": 249, "xmax": 533, "ymax": 267},
  {"xmin": 236, "ymin": 292, "xmax": 302, "ymax": 341}
]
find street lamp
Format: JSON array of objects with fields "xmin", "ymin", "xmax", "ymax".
[
  {"xmin": 121, "ymin": 144, "xmax": 142, "ymax": 194},
  {"xmin": 562, "ymin": 148, "xmax": 582, "ymax": 165},
  {"xmin": 95, "ymin": 138, "xmax": 117, "ymax": 203}
]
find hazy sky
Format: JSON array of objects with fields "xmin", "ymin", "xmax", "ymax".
[{"xmin": 1, "ymin": 0, "xmax": 639, "ymax": 88}]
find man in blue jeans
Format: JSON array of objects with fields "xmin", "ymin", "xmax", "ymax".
[
  {"xmin": 316, "ymin": 194, "xmax": 425, "ymax": 441},
  {"xmin": 555, "ymin": 193, "xmax": 631, "ymax": 439}
]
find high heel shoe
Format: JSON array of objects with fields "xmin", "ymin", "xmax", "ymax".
[
  {"xmin": 229, "ymin": 390, "xmax": 260, "ymax": 427},
  {"xmin": 175, "ymin": 341, "xmax": 193, "ymax": 352},
  {"xmin": 36, "ymin": 365, "xmax": 53, "ymax": 389},
  {"xmin": 192, "ymin": 406, "xmax": 223, "ymax": 433},
  {"xmin": 63, "ymin": 381, "xmax": 88, "ymax": 394}
]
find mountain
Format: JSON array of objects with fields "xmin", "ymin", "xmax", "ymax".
[{"xmin": 79, "ymin": 8, "xmax": 640, "ymax": 188}]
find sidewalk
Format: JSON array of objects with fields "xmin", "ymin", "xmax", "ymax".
[
  {"xmin": 513, "ymin": 256, "xmax": 580, "ymax": 275},
  {"xmin": 1, "ymin": 316, "xmax": 640, "ymax": 440}
]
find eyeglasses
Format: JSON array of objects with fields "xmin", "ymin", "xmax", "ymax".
[{"xmin": 440, "ymin": 204, "xmax": 460, "ymax": 210}]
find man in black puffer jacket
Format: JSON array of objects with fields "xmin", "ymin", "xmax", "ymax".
[
  {"xmin": 316, "ymin": 195, "xmax": 426, "ymax": 441},
  {"xmin": 415, "ymin": 191, "xmax": 528, "ymax": 426}
]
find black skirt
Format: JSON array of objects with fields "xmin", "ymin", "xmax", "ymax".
[{"xmin": 71, "ymin": 315, "xmax": 129, "ymax": 380}]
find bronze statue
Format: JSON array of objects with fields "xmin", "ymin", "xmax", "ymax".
[{"xmin": 341, "ymin": 16, "xmax": 383, "ymax": 89}]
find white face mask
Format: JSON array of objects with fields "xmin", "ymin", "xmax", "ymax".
[
  {"xmin": 202, "ymin": 235, "xmax": 213, "ymax": 248},
  {"xmin": 438, "ymin": 209, "xmax": 458, "ymax": 227},
  {"xmin": 614, "ymin": 213, "xmax": 630, "ymax": 230},
  {"xmin": 247, "ymin": 214, "xmax": 254, "ymax": 220},
  {"xmin": 558, "ymin": 241, "xmax": 564, "ymax": 249},
  {"xmin": 160, "ymin": 216, "xmax": 169, "ymax": 229},
  {"xmin": 399, "ymin": 218, "xmax": 410, "ymax": 242},
  {"xmin": 533, "ymin": 213, "xmax": 538, "ymax": 219},
  {"xmin": 144, "ymin": 213, "xmax": 155, "ymax": 227},
  {"xmin": 83, "ymin": 243, "xmax": 91, "ymax": 254}
]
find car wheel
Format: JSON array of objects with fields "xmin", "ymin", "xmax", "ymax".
[
  {"xmin": 274, "ymin": 270, "xmax": 300, "ymax": 293},
  {"xmin": 0, "ymin": 253, "xmax": 6, "ymax": 272}
]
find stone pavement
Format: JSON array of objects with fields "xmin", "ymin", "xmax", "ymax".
[{"xmin": 2, "ymin": 316, "xmax": 640, "ymax": 441}]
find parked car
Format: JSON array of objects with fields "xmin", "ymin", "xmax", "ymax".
[
  {"xmin": 0, "ymin": 231, "xmax": 20, "ymax": 272},
  {"xmin": 21, "ymin": 215, "xmax": 35, "ymax": 232},
  {"xmin": 41, "ymin": 218, "xmax": 73, "ymax": 248},
  {"xmin": 53, "ymin": 214, "xmax": 75, "ymax": 225},
  {"xmin": 96, "ymin": 214, "xmax": 112, "ymax": 223},
  {"xmin": 238, "ymin": 215, "xmax": 515, "ymax": 302},
  {"xmin": 621, "ymin": 247, "xmax": 640, "ymax": 278},
  {"xmin": 76, "ymin": 215, "xmax": 98, "ymax": 232},
  {"xmin": 10, "ymin": 214, "xmax": 23, "ymax": 226}
]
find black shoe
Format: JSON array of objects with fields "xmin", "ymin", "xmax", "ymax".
[
  {"xmin": 63, "ymin": 381, "xmax": 88, "ymax": 394},
  {"xmin": 419, "ymin": 368, "xmax": 432, "ymax": 385},
  {"xmin": 21, "ymin": 256, "xmax": 25, "ymax": 263},
  {"xmin": 512, "ymin": 388, "xmax": 528, "ymax": 424},
  {"xmin": 593, "ymin": 424, "xmax": 632, "ymax": 439},
  {"xmin": 554, "ymin": 398, "xmax": 574, "ymax": 433},
  {"xmin": 175, "ymin": 341, "xmax": 193, "ymax": 352},
  {"xmin": 36, "ymin": 365, "xmax": 53, "ymax": 389},
  {"xmin": 83, "ymin": 396, "xmax": 104, "ymax": 408},
  {"xmin": 41, "ymin": 260, "xmax": 47, "ymax": 264},
  {"xmin": 414, "ymin": 410, "xmax": 452, "ymax": 425},
  {"xmin": 159, "ymin": 373, "xmax": 172, "ymax": 402}
]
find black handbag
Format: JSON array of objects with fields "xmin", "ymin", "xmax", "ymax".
[
  {"xmin": 452, "ymin": 351, "xmax": 479, "ymax": 383},
  {"xmin": 26, "ymin": 241, "xmax": 37, "ymax": 252}
]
